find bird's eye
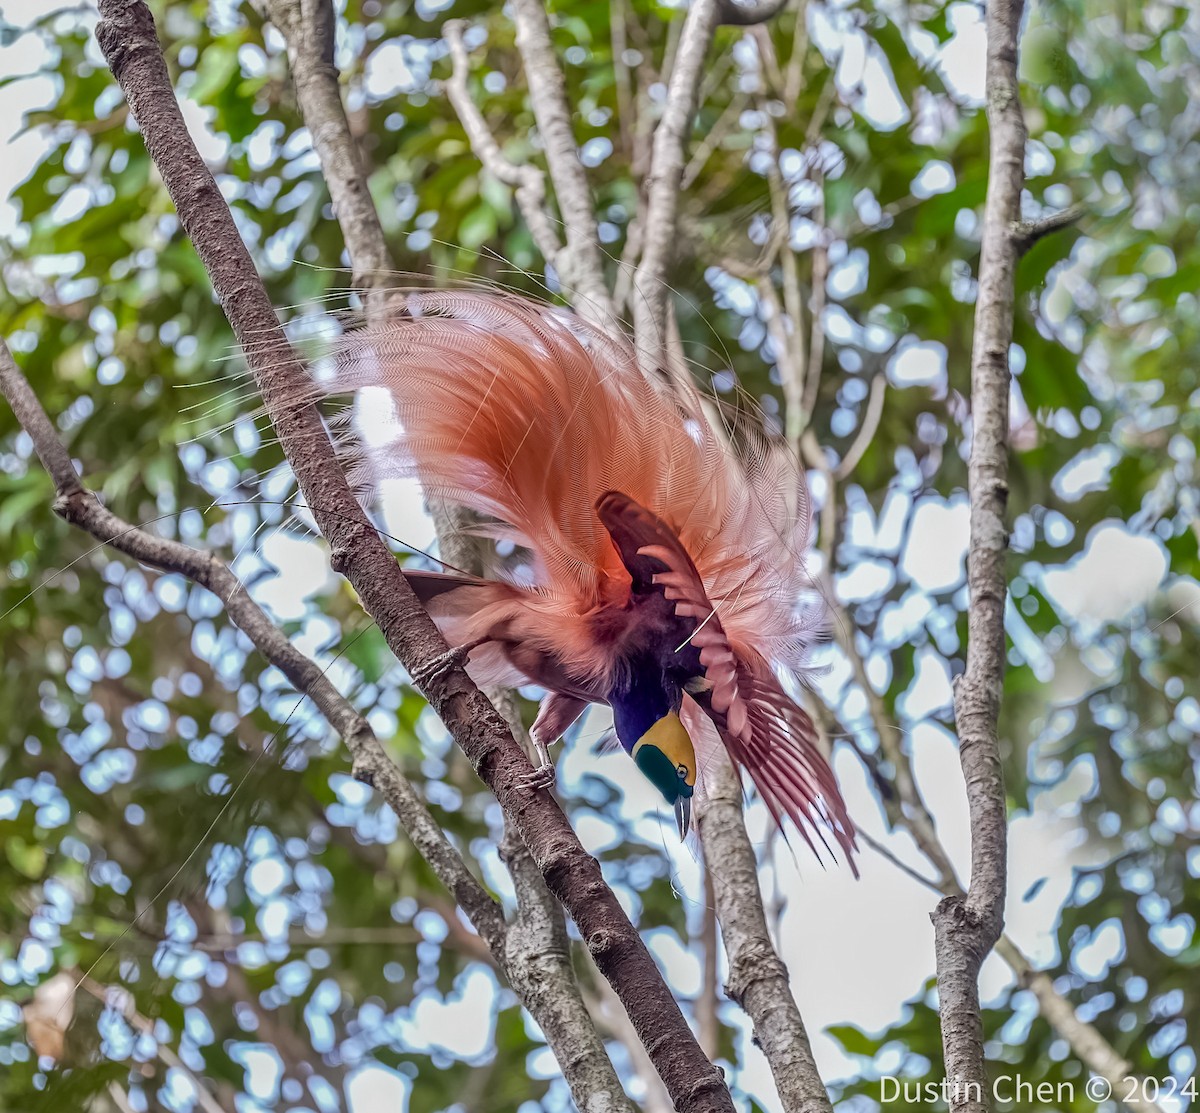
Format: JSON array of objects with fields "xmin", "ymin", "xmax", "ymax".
[{"xmin": 676, "ymin": 762, "xmax": 688, "ymax": 779}]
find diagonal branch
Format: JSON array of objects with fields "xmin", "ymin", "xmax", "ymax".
[
  {"xmin": 508, "ymin": 0, "xmax": 615, "ymax": 325},
  {"xmin": 833, "ymin": 374, "xmax": 886, "ymax": 481},
  {"xmin": 859, "ymin": 831, "xmax": 1166, "ymax": 1113},
  {"xmin": 994, "ymin": 938, "xmax": 1164, "ymax": 1113},
  {"xmin": 932, "ymin": 0, "xmax": 1023, "ymax": 1107},
  {"xmin": 443, "ymin": 20, "xmax": 564, "ymax": 271},
  {"xmin": 630, "ymin": 0, "xmax": 721, "ymax": 372},
  {"xmin": 255, "ymin": 0, "xmax": 393, "ymax": 299},
  {"xmin": 92, "ymin": 5, "xmax": 730, "ymax": 1111},
  {"xmin": 1012, "ymin": 203, "xmax": 1084, "ymax": 256},
  {"xmin": 696, "ymin": 750, "xmax": 834, "ymax": 1113}
]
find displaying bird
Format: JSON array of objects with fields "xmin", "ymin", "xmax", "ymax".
[{"xmin": 307, "ymin": 289, "xmax": 856, "ymax": 871}]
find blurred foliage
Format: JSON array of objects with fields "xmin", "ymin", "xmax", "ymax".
[{"xmin": 0, "ymin": 0, "xmax": 1197, "ymax": 1109}]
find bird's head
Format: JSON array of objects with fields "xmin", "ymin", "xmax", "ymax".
[
  {"xmin": 610, "ymin": 672, "xmax": 698, "ymax": 837},
  {"xmin": 631, "ymin": 711, "xmax": 697, "ymax": 838}
]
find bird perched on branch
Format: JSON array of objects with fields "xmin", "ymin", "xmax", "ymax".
[{"xmin": 307, "ymin": 289, "xmax": 856, "ymax": 871}]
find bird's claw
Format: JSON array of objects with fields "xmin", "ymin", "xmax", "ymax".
[
  {"xmin": 411, "ymin": 644, "xmax": 473, "ymax": 690},
  {"xmin": 519, "ymin": 763, "xmax": 557, "ymax": 791}
]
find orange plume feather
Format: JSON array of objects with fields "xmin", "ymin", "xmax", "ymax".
[{"xmin": 299, "ymin": 289, "xmax": 855, "ymax": 867}]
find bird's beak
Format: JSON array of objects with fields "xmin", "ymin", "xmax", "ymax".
[{"xmin": 675, "ymin": 795, "xmax": 692, "ymax": 839}]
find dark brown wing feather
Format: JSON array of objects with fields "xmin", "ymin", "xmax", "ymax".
[
  {"xmin": 402, "ymin": 568, "xmax": 492, "ymax": 602},
  {"xmin": 595, "ymin": 491, "xmax": 857, "ymax": 872}
]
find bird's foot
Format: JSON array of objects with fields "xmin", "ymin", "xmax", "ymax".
[
  {"xmin": 519, "ymin": 762, "xmax": 557, "ymax": 792},
  {"xmin": 411, "ymin": 642, "xmax": 475, "ymax": 690}
]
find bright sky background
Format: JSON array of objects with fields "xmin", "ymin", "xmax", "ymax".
[{"xmin": 0, "ymin": 1, "xmax": 1177, "ymax": 1111}]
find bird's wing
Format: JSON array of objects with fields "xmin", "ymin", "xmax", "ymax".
[
  {"xmin": 596, "ymin": 490, "xmax": 857, "ymax": 872},
  {"xmin": 402, "ymin": 568, "xmax": 493, "ymax": 602},
  {"xmin": 402, "ymin": 568, "xmax": 604, "ymax": 702}
]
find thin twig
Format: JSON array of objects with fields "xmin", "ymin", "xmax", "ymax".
[
  {"xmin": 860, "ymin": 828, "xmax": 1167, "ymax": 1113},
  {"xmin": 256, "ymin": 0, "xmax": 394, "ymax": 301},
  {"xmin": 834, "ymin": 373, "xmax": 886, "ymax": 480},
  {"xmin": 1012, "ymin": 203, "xmax": 1084, "ymax": 256},
  {"xmin": 995, "ymin": 938, "xmax": 1165, "ymax": 1113},
  {"xmin": 681, "ymin": 91, "xmax": 750, "ymax": 190},
  {"xmin": 107, "ymin": 1083, "xmax": 137, "ymax": 1113},
  {"xmin": 610, "ymin": 0, "xmax": 635, "ymax": 160}
]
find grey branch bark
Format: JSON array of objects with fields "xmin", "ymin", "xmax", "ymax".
[
  {"xmin": 1012, "ymin": 203, "xmax": 1084, "ymax": 255},
  {"xmin": 995, "ymin": 939, "xmax": 1164, "ymax": 1113},
  {"xmin": 696, "ymin": 752, "xmax": 834, "ymax": 1113},
  {"xmin": 631, "ymin": 0, "xmax": 721, "ymax": 372},
  {"xmin": 508, "ymin": 0, "xmax": 616, "ymax": 325},
  {"xmin": 93, "ymin": 4, "xmax": 731, "ymax": 1110},
  {"xmin": 443, "ymin": 20, "xmax": 564, "ymax": 271},
  {"xmin": 256, "ymin": 0, "xmax": 392, "ymax": 297},
  {"xmin": 932, "ymin": 1, "xmax": 1023, "ymax": 1109},
  {"xmin": 491, "ymin": 688, "xmax": 639, "ymax": 1113}
]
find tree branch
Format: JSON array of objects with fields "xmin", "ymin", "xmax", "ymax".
[
  {"xmin": 696, "ymin": 752, "xmax": 834, "ymax": 1113},
  {"xmin": 994, "ymin": 938, "xmax": 1165, "ymax": 1113},
  {"xmin": 631, "ymin": 0, "xmax": 721, "ymax": 371},
  {"xmin": 833, "ymin": 373, "xmax": 887, "ymax": 481},
  {"xmin": 489, "ymin": 688, "xmax": 638, "ymax": 1113},
  {"xmin": 255, "ymin": 0, "xmax": 393, "ymax": 299},
  {"xmin": 1012, "ymin": 203, "xmax": 1084, "ymax": 256},
  {"xmin": 92, "ymin": 5, "xmax": 729, "ymax": 1110},
  {"xmin": 583, "ymin": 961, "xmax": 675, "ymax": 1113},
  {"xmin": 443, "ymin": 20, "xmax": 564, "ymax": 270},
  {"xmin": 931, "ymin": 1, "xmax": 1024, "ymax": 1108},
  {"xmin": 508, "ymin": 0, "xmax": 615, "ymax": 324},
  {"xmin": 859, "ymin": 836, "xmax": 1166, "ymax": 1113},
  {"xmin": 696, "ymin": 865, "xmax": 721, "ymax": 1061}
]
